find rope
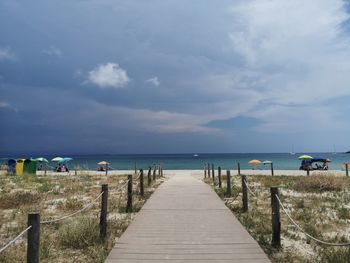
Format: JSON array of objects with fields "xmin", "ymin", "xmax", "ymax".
[
  {"xmin": 243, "ymin": 179, "xmax": 257, "ymax": 197},
  {"xmin": 109, "ymin": 178, "xmax": 130, "ymax": 195},
  {"xmin": 276, "ymin": 194, "xmax": 350, "ymax": 246},
  {"xmin": 0, "ymin": 226, "xmax": 32, "ymax": 254},
  {"xmin": 41, "ymin": 192, "xmax": 104, "ymax": 224}
]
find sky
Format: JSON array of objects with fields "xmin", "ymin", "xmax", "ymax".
[{"xmin": 1, "ymin": 0, "xmax": 350, "ymax": 155}]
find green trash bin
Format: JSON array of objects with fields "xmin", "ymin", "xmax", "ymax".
[{"xmin": 24, "ymin": 159, "xmax": 37, "ymax": 174}]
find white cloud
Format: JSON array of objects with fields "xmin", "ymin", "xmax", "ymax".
[
  {"xmin": 225, "ymin": 0, "xmax": 350, "ymax": 130},
  {"xmin": 145, "ymin": 76, "xmax": 160, "ymax": 86},
  {"xmin": 0, "ymin": 101, "xmax": 9, "ymax": 108},
  {"xmin": 0, "ymin": 47, "xmax": 16, "ymax": 61},
  {"xmin": 87, "ymin": 62, "xmax": 130, "ymax": 88},
  {"xmin": 42, "ymin": 46, "xmax": 62, "ymax": 57}
]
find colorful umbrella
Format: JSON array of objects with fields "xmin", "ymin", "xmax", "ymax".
[
  {"xmin": 298, "ymin": 155, "xmax": 313, "ymax": 160},
  {"xmin": 249, "ymin": 159, "xmax": 261, "ymax": 165},
  {"xmin": 58, "ymin": 157, "xmax": 73, "ymax": 163},
  {"xmin": 51, "ymin": 157, "xmax": 63, "ymax": 162},
  {"xmin": 33, "ymin": 157, "xmax": 49, "ymax": 163},
  {"xmin": 98, "ymin": 161, "xmax": 109, "ymax": 165}
]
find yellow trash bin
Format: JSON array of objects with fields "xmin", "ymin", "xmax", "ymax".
[{"xmin": 16, "ymin": 159, "xmax": 25, "ymax": 175}]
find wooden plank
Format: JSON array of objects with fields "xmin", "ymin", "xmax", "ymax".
[{"xmin": 105, "ymin": 173, "xmax": 270, "ymax": 263}]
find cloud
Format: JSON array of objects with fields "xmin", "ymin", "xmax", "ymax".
[
  {"xmin": 225, "ymin": 0, "xmax": 350, "ymax": 130},
  {"xmin": 145, "ymin": 76, "xmax": 160, "ymax": 86},
  {"xmin": 86, "ymin": 62, "xmax": 130, "ymax": 88},
  {"xmin": 0, "ymin": 47, "xmax": 16, "ymax": 61},
  {"xmin": 0, "ymin": 101, "xmax": 9, "ymax": 108},
  {"xmin": 42, "ymin": 46, "xmax": 62, "ymax": 57}
]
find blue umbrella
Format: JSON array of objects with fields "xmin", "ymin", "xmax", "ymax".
[{"xmin": 58, "ymin": 157, "xmax": 73, "ymax": 163}]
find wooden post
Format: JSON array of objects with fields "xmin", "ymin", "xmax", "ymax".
[
  {"xmin": 211, "ymin": 164, "xmax": 215, "ymax": 180},
  {"xmin": 158, "ymin": 165, "xmax": 161, "ymax": 177},
  {"xmin": 307, "ymin": 168, "xmax": 310, "ymax": 176},
  {"xmin": 226, "ymin": 170, "xmax": 231, "ymax": 196},
  {"xmin": 238, "ymin": 162, "xmax": 241, "ymax": 176},
  {"xmin": 271, "ymin": 187, "xmax": 281, "ymax": 248},
  {"xmin": 271, "ymin": 162, "xmax": 274, "ymax": 176},
  {"xmin": 27, "ymin": 212, "xmax": 40, "ymax": 263},
  {"xmin": 218, "ymin": 166, "xmax": 222, "ymax": 188},
  {"xmin": 74, "ymin": 168, "xmax": 77, "ymax": 176},
  {"xmin": 100, "ymin": 184, "xmax": 108, "ymax": 239},
  {"xmin": 207, "ymin": 163, "xmax": 211, "ymax": 178},
  {"xmin": 134, "ymin": 162, "xmax": 137, "ymax": 174},
  {"xmin": 242, "ymin": 175, "xmax": 248, "ymax": 212},
  {"xmin": 140, "ymin": 169, "xmax": 144, "ymax": 197},
  {"xmin": 147, "ymin": 166, "xmax": 152, "ymax": 186},
  {"xmin": 204, "ymin": 165, "xmax": 207, "ymax": 178},
  {"xmin": 105, "ymin": 163, "xmax": 108, "ymax": 176},
  {"xmin": 346, "ymin": 163, "xmax": 349, "ymax": 177},
  {"xmin": 161, "ymin": 167, "xmax": 163, "ymax": 177},
  {"xmin": 153, "ymin": 166, "xmax": 156, "ymax": 181},
  {"xmin": 126, "ymin": 174, "xmax": 133, "ymax": 213},
  {"xmin": 44, "ymin": 163, "xmax": 47, "ymax": 176}
]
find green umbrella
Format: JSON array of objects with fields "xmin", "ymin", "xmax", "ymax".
[
  {"xmin": 51, "ymin": 157, "xmax": 63, "ymax": 162},
  {"xmin": 298, "ymin": 155, "xmax": 313, "ymax": 160},
  {"xmin": 34, "ymin": 157, "xmax": 49, "ymax": 163}
]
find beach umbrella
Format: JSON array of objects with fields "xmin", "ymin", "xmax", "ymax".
[
  {"xmin": 98, "ymin": 161, "xmax": 109, "ymax": 165},
  {"xmin": 298, "ymin": 155, "xmax": 313, "ymax": 160},
  {"xmin": 51, "ymin": 157, "xmax": 63, "ymax": 162},
  {"xmin": 249, "ymin": 160, "xmax": 261, "ymax": 165},
  {"xmin": 59, "ymin": 157, "xmax": 73, "ymax": 163},
  {"xmin": 262, "ymin": 160, "xmax": 272, "ymax": 165},
  {"xmin": 33, "ymin": 157, "xmax": 49, "ymax": 163}
]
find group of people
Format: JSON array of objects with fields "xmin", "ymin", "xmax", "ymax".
[{"xmin": 56, "ymin": 163, "xmax": 69, "ymax": 172}]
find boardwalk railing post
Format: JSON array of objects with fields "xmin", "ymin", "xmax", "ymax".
[
  {"xmin": 153, "ymin": 166, "xmax": 156, "ymax": 181},
  {"xmin": 211, "ymin": 164, "xmax": 215, "ymax": 181},
  {"xmin": 271, "ymin": 187, "xmax": 281, "ymax": 248},
  {"xmin": 271, "ymin": 162, "xmax": 274, "ymax": 176},
  {"xmin": 242, "ymin": 175, "xmax": 248, "ymax": 212},
  {"xmin": 226, "ymin": 170, "xmax": 231, "ymax": 197},
  {"xmin": 346, "ymin": 163, "xmax": 349, "ymax": 177},
  {"xmin": 147, "ymin": 166, "xmax": 152, "ymax": 186},
  {"xmin": 105, "ymin": 163, "xmax": 108, "ymax": 176},
  {"xmin": 238, "ymin": 162, "xmax": 241, "ymax": 176},
  {"xmin": 100, "ymin": 184, "xmax": 108, "ymax": 239},
  {"xmin": 204, "ymin": 165, "xmax": 207, "ymax": 178},
  {"xmin": 218, "ymin": 166, "xmax": 222, "ymax": 188},
  {"xmin": 207, "ymin": 163, "xmax": 211, "ymax": 178},
  {"xmin": 161, "ymin": 167, "xmax": 163, "ymax": 177},
  {"xmin": 307, "ymin": 168, "xmax": 310, "ymax": 176},
  {"xmin": 126, "ymin": 175, "xmax": 133, "ymax": 213},
  {"xmin": 158, "ymin": 165, "xmax": 161, "ymax": 177},
  {"xmin": 140, "ymin": 169, "xmax": 144, "ymax": 197},
  {"xmin": 134, "ymin": 162, "xmax": 137, "ymax": 174},
  {"xmin": 27, "ymin": 212, "xmax": 40, "ymax": 263}
]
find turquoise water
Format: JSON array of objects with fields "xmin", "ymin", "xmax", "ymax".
[{"xmin": 3, "ymin": 153, "xmax": 349, "ymax": 170}]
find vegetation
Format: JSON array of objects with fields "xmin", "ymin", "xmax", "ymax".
[
  {"xmin": 205, "ymin": 173, "xmax": 350, "ymax": 263},
  {"xmin": 0, "ymin": 171, "xmax": 164, "ymax": 262}
]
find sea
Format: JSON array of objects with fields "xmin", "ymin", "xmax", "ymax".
[{"xmin": 2, "ymin": 153, "xmax": 349, "ymax": 170}]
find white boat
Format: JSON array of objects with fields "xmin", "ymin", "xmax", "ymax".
[{"xmin": 193, "ymin": 154, "xmax": 198, "ymax": 157}]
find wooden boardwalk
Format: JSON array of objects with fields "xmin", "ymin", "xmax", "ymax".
[{"xmin": 105, "ymin": 173, "xmax": 271, "ymax": 263}]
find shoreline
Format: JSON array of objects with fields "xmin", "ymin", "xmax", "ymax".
[{"xmin": 0, "ymin": 169, "xmax": 346, "ymax": 177}]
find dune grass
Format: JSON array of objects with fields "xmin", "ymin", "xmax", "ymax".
[
  {"xmin": 205, "ymin": 173, "xmax": 350, "ymax": 262},
  {"xmin": 0, "ymin": 171, "xmax": 164, "ymax": 262}
]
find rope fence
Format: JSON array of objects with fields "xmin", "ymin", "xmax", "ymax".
[
  {"xmin": 203, "ymin": 163, "xmax": 350, "ymax": 249},
  {"xmin": 40, "ymin": 191, "xmax": 104, "ymax": 224},
  {"xmin": 0, "ymin": 226, "xmax": 32, "ymax": 254},
  {"xmin": 0, "ymin": 164, "xmax": 163, "ymax": 262}
]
